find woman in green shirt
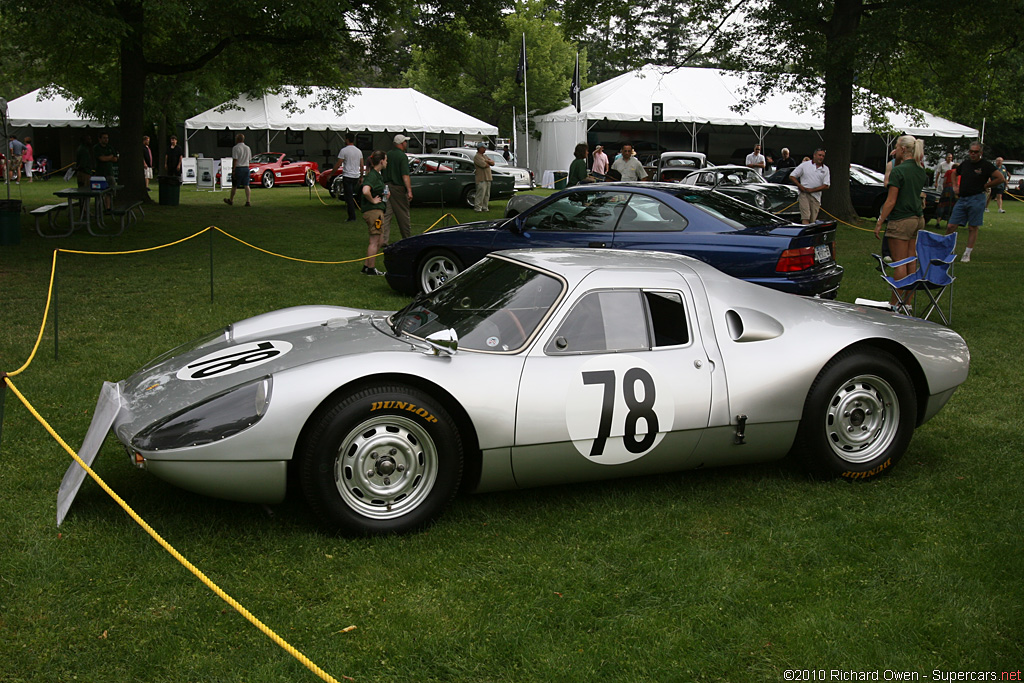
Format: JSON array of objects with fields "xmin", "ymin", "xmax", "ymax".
[
  {"xmin": 360, "ymin": 150, "xmax": 388, "ymax": 276},
  {"xmin": 874, "ymin": 135, "xmax": 929, "ymax": 306},
  {"xmin": 567, "ymin": 143, "xmax": 593, "ymax": 187}
]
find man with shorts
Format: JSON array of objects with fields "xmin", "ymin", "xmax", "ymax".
[
  {"xmin": 142, "ymin": 136, "xmax": 153, "ymax": 189},
  {"xmin": 945, "ymin": 142, "xmax": 1004, "ymax": 262},
  {"xmin": 790, "ymin": 148, "xmax": 830, "ymax": 224},
  {"xmin": 224, "ymin": 134, "xmax": 253, "ymax": 206}
]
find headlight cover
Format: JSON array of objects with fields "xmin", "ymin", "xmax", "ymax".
[{"xmin": 132, "ymin": 377, "xmax": 272, "ymax": 451}]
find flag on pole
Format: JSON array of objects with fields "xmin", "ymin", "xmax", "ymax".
[
  {"xmin": 570, "ymin": 52, "xmax": 581, "ymax": 113},
  {"xmin": 515, "ymin": 34, "xmax": 527, "ymax": 85}
]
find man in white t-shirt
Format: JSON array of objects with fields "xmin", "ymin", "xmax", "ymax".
[
  {"xmin": 610, "ymin": 145, "xmax": 648, "ymax": 181},
  {"xmin": 934, "ymin": 152, "xmax": 953, "ymax": 192},
  {"xmin": 332, "ymin": 133, "xmax": 365, "ymax": 222},
  {"xmin": 789, "ymin": 148, "xmax": 831, "ymax": 224},
  {"xmin": 745, "ymin": 144, "xmax": 766, "ymax": 176},
  {"xmin": 224, "ymin": 133, "xmax": 253, "ymax": 206}
]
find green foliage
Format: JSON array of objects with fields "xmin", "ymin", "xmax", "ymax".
[{"xmin": 404, "ymin": 1, "xmax": 582, "ymax": 135}]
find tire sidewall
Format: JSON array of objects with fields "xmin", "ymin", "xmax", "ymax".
[
  {"xmin": 418, "ymin": 251, "xmax": 462, "ymax": 293},
  {"xmin": 300, "ymin": 385, "xmax": 463, "ymax": 535},
  {"xmin": 795, "ymin": 349, "xmax": 917, "ymax": 480}
]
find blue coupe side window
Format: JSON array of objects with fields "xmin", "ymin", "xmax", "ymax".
[
  {"xmin": 522, "ymin": 191, "xmax": 629, "ymax": 232},
  {"xmin": 615, "ymin": 196, "xmax": 688, "ymax": 232}
]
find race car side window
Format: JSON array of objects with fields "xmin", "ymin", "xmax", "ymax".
[
  {"xmin": 645, "ymin": 291, "xmax": 689, "ymax": 346},
  {"xmin": 546, "ymin": 290, "xmax": 649, "ymax": 354}
]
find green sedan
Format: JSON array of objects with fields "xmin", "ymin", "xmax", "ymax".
[{"xmin": 319, "ymin": 154, "xmax": 515, "ymax": 209}]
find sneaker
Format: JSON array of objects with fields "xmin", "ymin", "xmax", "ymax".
[
  {"xmin": 985, "ymin": 208, "xmax": 990, "ymax": 212},
  {"xmin": 883, "ymin": 255, "xmax": 893, "ymax": 263},
  {"xmin": 361, "ymin": 266, "xmax": 385, "ymax": 276},
  {"xmin": 223, "ymin": 198, "xmax": 233, "ymax": 206},
  {"xmin": 999, "ymin": 209, "xmax": 1006, "ymax": 213},
  {"xmin": 245, "ymin": 202, "xmax": 251, "ymax": 207},
  {"xmin": 961, "ymin": 252, "xmax": 971, "ymax": 263}
]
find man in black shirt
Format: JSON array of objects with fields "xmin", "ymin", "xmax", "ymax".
[
  {"xmin": 945, "ymin": 142, "xmax": 1005, "ymax": 262},
  {"xmin": 775, "ymin": 147, "xmax": 798, "ymax": 170}
]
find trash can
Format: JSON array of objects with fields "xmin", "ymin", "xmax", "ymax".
[
  {"xmin": 553, "ymin": 171, "xmax": 569, "ymax": 190},
  {"xmin": 0, "ymin": 199, "xmax": 22, "ymax": 246},
  {"xmin": 158, "ymin": 175, "xmax": 182, "ymax": 206}
]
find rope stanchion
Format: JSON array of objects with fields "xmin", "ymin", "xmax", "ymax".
[{"xmin": 0, "ymin": 376, "xmax": 351, "ymax": 683}]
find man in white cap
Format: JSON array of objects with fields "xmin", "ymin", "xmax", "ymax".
[{"xmin": 382, "ymin": 134, "xmax": 414, "ymax": 242}]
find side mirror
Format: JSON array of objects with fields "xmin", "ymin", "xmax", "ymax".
[{"xmin": 423, "ymin": 328, "xmax": 458, "ymax": 356}]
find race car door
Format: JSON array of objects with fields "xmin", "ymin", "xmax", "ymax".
[{"xmin": 512, "ymin": 271, "xmax": 714, "ymax": 488}]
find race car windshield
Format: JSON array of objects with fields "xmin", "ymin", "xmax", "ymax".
[
  {"xmin": 391, "ymin": 258, "xmax": 564, "ymax": 353},
  {"xmin": 251, "ymin": 154, "xmax": 279, "ymax": 164},
  {"xmin": 675, "ymin": 190, "xmax": 788, "ymax": 230}
]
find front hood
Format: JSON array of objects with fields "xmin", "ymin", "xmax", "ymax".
[{"xmin": 117, "ymin": 305, "xmax": 411, "ymax": 434}]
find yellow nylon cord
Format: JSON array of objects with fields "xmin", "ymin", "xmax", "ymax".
[
  {"xmin": 212, "ymin": 227, "xmax": 376, "ymax": 264},
  {"xmin": 1, "ymin": 376, "xmax": 349, "ymax": 683},
  {"xmin": 58, "ymin": 226, "xmax": 214, "ymax": 255},
  {"xmin": 7, "ymin": 250, "xmax": 58, "ymax": 378},
  {"xmin": 423, "ymin": 213, "xmax": 459, "ymax": 233}
]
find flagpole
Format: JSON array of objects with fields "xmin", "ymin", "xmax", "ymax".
[
  {"xmin": 522, "ymin": 33, "xmax": 530, "ymax": 173},
  {"xmin": 512, "ymin": 106, "xmax": 516, "ymax": 165}
]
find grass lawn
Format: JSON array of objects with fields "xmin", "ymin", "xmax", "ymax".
[{"xmin": 1, "ymin": 179, "xmax": 1022, "ymax": 682}]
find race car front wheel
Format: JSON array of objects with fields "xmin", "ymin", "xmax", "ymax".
[
  {"xmin": 299, "ymin": 385, "xmax": 463, "ymax": 535},
  {"xmin": 262, "ymin": 171, "xmax": 275, "ymax": 189},
  {"xmin": 792, "ymin": 348, "xmax": 917, "ymax": 480}
]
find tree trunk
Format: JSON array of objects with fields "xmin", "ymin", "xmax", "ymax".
[
  {"xmin": 820, "ymin": 0, "xmax": 863, "ymax": 224},
  {"xmin": 117, "ymin": 4, "xmax": 149, "ymax": 204}
]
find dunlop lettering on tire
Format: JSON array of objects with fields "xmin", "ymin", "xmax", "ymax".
[
  {"xmin": 299, "ymin": 384, "xmax": 462, "ymax": 535},
  {"xmin": 792, "ymin": 349, "xmax": 916, "ymax": 480}
]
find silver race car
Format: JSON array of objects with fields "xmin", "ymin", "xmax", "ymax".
[{"xmin": 61, "ymin": 250, "xmax": 969, "ymax": 535}]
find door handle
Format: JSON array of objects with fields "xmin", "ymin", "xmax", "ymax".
[{"xmin": 588, "ymin": 241, "xmax": 607, "ymax": 248}]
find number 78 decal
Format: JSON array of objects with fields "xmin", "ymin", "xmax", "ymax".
[
  {"xmin": 177, "ymin": 340, "xmax": 293, "ymax": 381},
  {"xmin": 565, "ymin": 357, "xmax": 675, "ymax": 465}
]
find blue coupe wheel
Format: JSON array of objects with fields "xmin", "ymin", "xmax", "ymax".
[
  {"xmin": 300, "ymin": 385, "xmax": 463, "ymax": 535},
  {"xmin": 418, "ymin": 251, "xmax": 462, "ymax": 293}
]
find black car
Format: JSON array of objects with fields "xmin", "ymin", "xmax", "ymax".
[
  {"xmin": 766, "ymin": 164, "xmax": 940, "ymax": 221},
  {"xmin": 383, "ymin": 182, "xmax": 843, "ymax": 298},
  {"xmin": 680, "ymin": 165, "xmax": 802, "ymax": 221}
]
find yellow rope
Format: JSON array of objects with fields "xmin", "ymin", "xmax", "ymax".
[
  {"xmin": 0, "ymin": 376, "xmax": 350, "ymax": 683},
  {"xmin": 423, "ymin": 213, "xmax": 459, "ymax": 233},
  {"xmin": 308, "ymin": 172, "xmax": 333, "ymax": 206},
  {"xmin": 817, "ymin": 207, "xmax": 875, "ymax": 233},
  {"xmin": 772, "ymin": 199, "xmax": 798, "ymax": 215},
  {"xmin": 212, "ymin": 227, "xmax": 377, "ymax": 264},
  {"xmin": 58, "ymin": 226, "xmax": 213, "ymax": 255},
  {"xmin": 6, "ymin": 250, "xmax": 58, "ymax": 378}
]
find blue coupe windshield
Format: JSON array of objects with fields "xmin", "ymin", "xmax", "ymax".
[{"xmin": 391, "ymin": 257, "xmax": 563, "ymax": 353}]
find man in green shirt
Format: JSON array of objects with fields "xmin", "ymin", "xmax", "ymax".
[
  {"xmin": 381, "ymin": 134, "xmax": 413, "ymax": 244},
  {"xmin": 92, "ymin": 132, "xmax": 119, "ymax": 209}
]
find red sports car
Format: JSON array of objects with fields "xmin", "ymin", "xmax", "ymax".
[{"xmin": 248, "ymin": 153, "xmax": 318, "ymax": 188}]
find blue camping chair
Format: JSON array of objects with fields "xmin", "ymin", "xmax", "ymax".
[{"xmin": 873, "ymin": 230, "xmax": 957, "ymax": 325}]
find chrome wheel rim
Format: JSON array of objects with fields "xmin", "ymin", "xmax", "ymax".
[
  {"xmin": 263, "ymin": 171, "xmax": 274, "ymax": 188},
  {"xmin": 824, "ymin": 373, "xmax": 900, "ymax": 463},
  {"xmin": 334, "ymin": 415, "xmax": 437, "ymax": 520},
  {"xmin": 420, "ymin": 255, "xmax": 459, "ymax": 293}
]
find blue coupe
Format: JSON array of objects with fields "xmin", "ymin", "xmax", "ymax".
[{"xmin": 383, "ymin": 182, "xmax": 843, "ymax": 298}]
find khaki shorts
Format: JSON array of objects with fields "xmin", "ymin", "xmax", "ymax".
[
  {"xmin": 886, "ymin": 215, "xmax": 924, "ymax": 241},
  {"xmin": 363, "ymin": 209, "xmax": 384, "ymax": 236},
  {"xmin": 798, "ymin": 193, "xmax": 821, "ymax": 222}
]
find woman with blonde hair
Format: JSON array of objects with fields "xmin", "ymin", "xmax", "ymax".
[{"xmin": 874, "ymin": 135, "xmax": 929, "ymax": 308}]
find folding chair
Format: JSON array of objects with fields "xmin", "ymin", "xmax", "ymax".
[{"xmin": 872, "ymin": 230, "xmax": 956, "ymax": 324}]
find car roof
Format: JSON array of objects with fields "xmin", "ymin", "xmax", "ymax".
[{"xmin": 492, "ymin": 247, "xmax": 706, "ymax": 287}]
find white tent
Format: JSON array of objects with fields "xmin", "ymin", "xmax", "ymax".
[
  {"xmin": 6, "ymin": 87, "xmax": 106, "ymax": 128},
  {"xmin": 532, "ymin": 65, "xmax": 979, "ymax": 176},
  {"xmin": 185, "ymin": 86, "xmax": 498, "ymax": 156}
]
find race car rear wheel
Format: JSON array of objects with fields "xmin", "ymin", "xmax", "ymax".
[
  {"xmin": 418, "ymin": 250, "xmax": 463, "ymax": 293},
  {"xmin": 299, "ymin": 385, "xmax": 463, "ymax": 535},
  {"xmin": 792, "ymin": 348, "xmax": 917, "ymax": 480},
  {"xmin": 462, "ymin": 185, "xmax": 476, "ymax": 209},
  {"xmin": 304, "ymin": 169, "xmax": 315, "ymax": 186},
  {"xmin": 262, "ymin": 170, "xmax": 275, "ymax": 189}
]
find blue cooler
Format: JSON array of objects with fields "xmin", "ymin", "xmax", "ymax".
[{"xmin": 90, "ymin": 176, "xmax": 109, "ymax": 190}]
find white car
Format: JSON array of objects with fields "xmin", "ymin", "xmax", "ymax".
[
  {"xmin": 1000, "ymin": 160, "xmax": 1023, "ymax": 192},
  {"xmin": 438, "ymin": 147, "xmax": 534, "ymax": 190}
]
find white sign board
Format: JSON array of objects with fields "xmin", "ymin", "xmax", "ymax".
[
  {"xmin": 197, "ymin": 158, "xmax": 216, "ymax": 190},
  {"xmin": 220, "ymin": 157, "xmax": 234, "ymax": 189},
  {"xmin": 181, "ymin": 157, "xmax": 197, "ymax": 184}
]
